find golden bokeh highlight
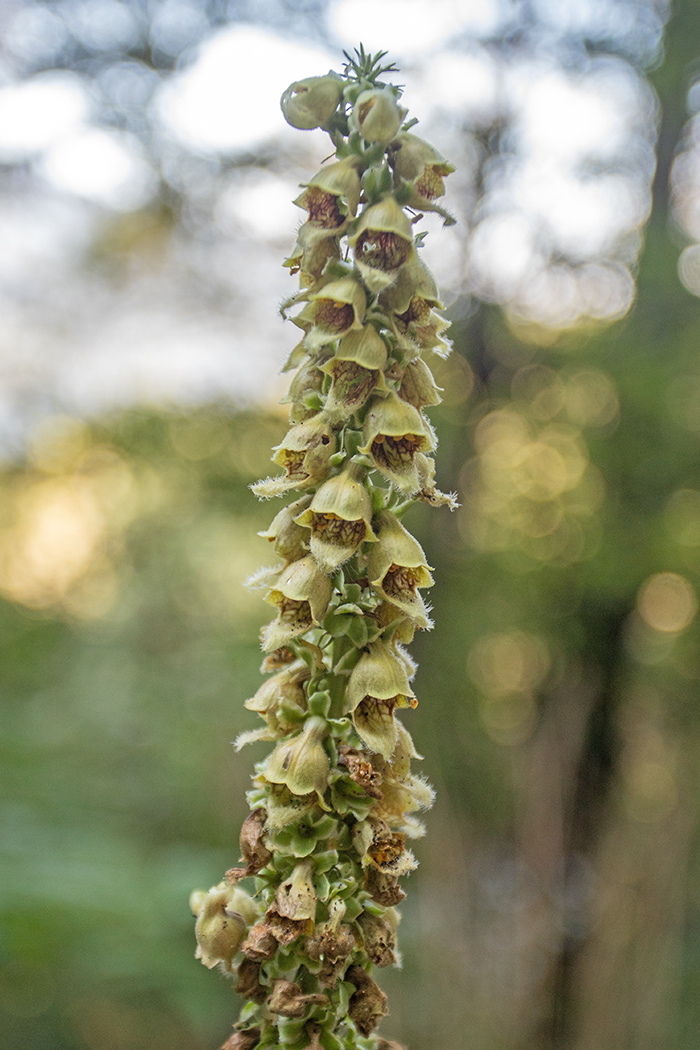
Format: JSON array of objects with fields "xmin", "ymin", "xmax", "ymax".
[
  {"xmin": 460, "ymin": 407, "xmax": 604, "ymax": 563},
  {"xmin": 637, "ymin": 572, "xmax": 698, "ymax": 634},
  {"xmin": 467, "ymin": 629, "xmax": 551, "ymax": 695}
]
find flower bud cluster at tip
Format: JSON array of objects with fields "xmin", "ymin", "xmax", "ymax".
[{"xmin": 195, "ymin": 48, "xmax": 456, "ymax": 1050}]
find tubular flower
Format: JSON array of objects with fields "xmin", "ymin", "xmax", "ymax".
[
  {"xmin": 262, "ymin": 556, "xmax": 332, "ymax": 651},
  {"xmin": 321, "ymin": 326, "xmax": 388, "ymax": 422},
  {"xmin": 296, "ymin": 276, "xmax": 367, "ymax": 352},
  {"xmin": 258, "ymin": 496, "xmax": 312, "ymax": 563},
  {"xmin": 194, "ymin": 48, "xmax": 456, "ymax": 1050},
  {"xmin": 244, "ymin": 660, "xmax": 310, "ymax": 733},
  {"xmin": 360, "ymin": 392, "xmax": 436, "ymax": 493},
  {"xmin": 398, "ymin": 357, "xmax": 442, "ymax": 410},
  {"xmin": 283, "ymin": 222, "xmax": 342, "ymax": 287},
  {"xmin": 390, "ymin": 132, "xmax": 455, "ymax": 219},
  {"xmin": 349, "ymin": 198, "xmax": 415, "ymax": 292},
  {"xmin": 294, "ymin": 157, "xmax": 362, "ymax": 233},
  {"xmin": 281, "ymin": 360, "xmax": 325, "ymax": 424},
  {"xmin": 294, "ymin": 463, "xmax": 376, "ymax": 574},
  {"xmin": 252, "ymin": 418, "xmax": 336, "ymax": 499},
  {"xmin": 345, "ymin": 642, "xmax": 417, "ymax": 758},
  {"xmin": 380, "ymin": 256, "xmax": 451, "ymax": 355},
  {"xmin": 368, "ymin": 511, "xmax": 434, "ymax": 628}
]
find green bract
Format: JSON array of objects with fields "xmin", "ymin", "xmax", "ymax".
[{"xmin": 194, "ymin": 47, "xmax": 457, "ymax": 1050}]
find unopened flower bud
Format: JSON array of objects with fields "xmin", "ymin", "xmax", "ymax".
[
  {"xmin": 359, "ymin": 392, "xmax": 435, "ymax": 493},
  {"xmin": 281, "ymin": 73, "xmax": 343, "ymax": 130},
  {"xmin": 264, "ymin": 715, "xmax": 330, "ymax": 797},
  {"xmin": 351, "ymin": 88, "xmax": 406, "ymax": 144},
  {"xmin": 349, "ymin": 199, "xmax": 414, "ymax": 293},
  {"xmin": 294, "ymin": 463, "xmax": 376, "ymax": 574}
]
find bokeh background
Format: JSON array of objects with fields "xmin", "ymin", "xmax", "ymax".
[{"xmin": 3, "ymin": 1, "xmax": 700, "ymax": 1048}]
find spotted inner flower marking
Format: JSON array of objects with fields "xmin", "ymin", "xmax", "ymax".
[
  {"xmin": 371, "ymin": 433, "xmax": 423, "ymax": 471},
  {"xmin": 274, "ymin": 597, "xmax": 313, "ymax": 632},
  {"xmin": 396, "ymin": 295, "xmax": 432, "ymax": 332},
  {"xmin": 330, "ymin": 361, "xmax": 377, "ymax": 409},
  {"xmin": 301, "ymin": 186, "xmax": 344, "ymax": 229},
  {"xmin": 314, "ymin": 299, "xmax": 356, "ymax": 332},
  {"xmin": 310, "ymin": 512, "xmax": 366, "ymax": 549},
  {"xmin": 279, "ymin": 449, "xmax": 309, "ymax": 480},
  {"xmin": 356, "ymin": 230, "xmax": 412, "ymax": 272},
  {"xmin": 415, "ymin": 164, "xmax": 451, "ymax": 201},
  {"xmin": 382, "ymin": 564, "xmax": 423, "ymax": 601}
]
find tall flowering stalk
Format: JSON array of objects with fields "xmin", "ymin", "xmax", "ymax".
[{"xmin": 191, "ymin": 47, "xmax": 456, "ymax": 1050}]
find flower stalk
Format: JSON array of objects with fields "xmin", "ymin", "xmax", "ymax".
[{"xmin": 193, "ymin": 46, "xmax": 457, "ymax": 1050}]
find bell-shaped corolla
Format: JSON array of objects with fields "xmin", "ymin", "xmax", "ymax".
[
  {"xmin": 252, "ymin": 418, "xmax": 336, "ymax": 499},
  {"xmin": 258, "ymin": 496, "xmax": 312, "ymax": 563},
  {"xmin": 244, "ymin": 660, "xmax": 310, "ymax": 733},
  {"xmin": 359, "ymin": 392, "xmax": 435, "ymax": 493},
  {"xmin": 398, "ymin": 358, "xmax": 442, "ymax": 410},
  {"xmin": 284, "ymin": 222, "xmax": 342, "ymax": 288},
  {"xmin": 321, "ymin": 326, "xmax": 388, "ymax": 423},
  {"xmin": 294, "ymin": 462, "xmax": 376, "ymax": 574},
  {"xmin": 345, "ymin": 642, "xmax": 416, "ymax": 758},
  {"xmin": 379, "ymin": 256, "xmax": 451, "ymax": 356},
  {"xmin": 281, "ymin": 73, "xmax": 343, "ymax": 130},
  {"xmin": 294, "ymin": 157, "xmax": 362, "ymax": 233},
  {"xmin": 367, "ymin": 510, "xmax": 434, "ymax": 628},
  {"xmin": 348, "ymin": 199, "xmax": 414, "ymax": 293},
  {"xmin": 390, "ymin": 132, "xmax": 454, "ymax": 204},
  {"xmin": 261, "ymin": 556, "xmax": 332, "ymax": 651},
  {"xmin": 296, "ymin": 277, "xmax": 366, "ymax": 352},
  {"xmin": 264, "ymin": 716, "xmax": 331, "ymax": 799}
]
